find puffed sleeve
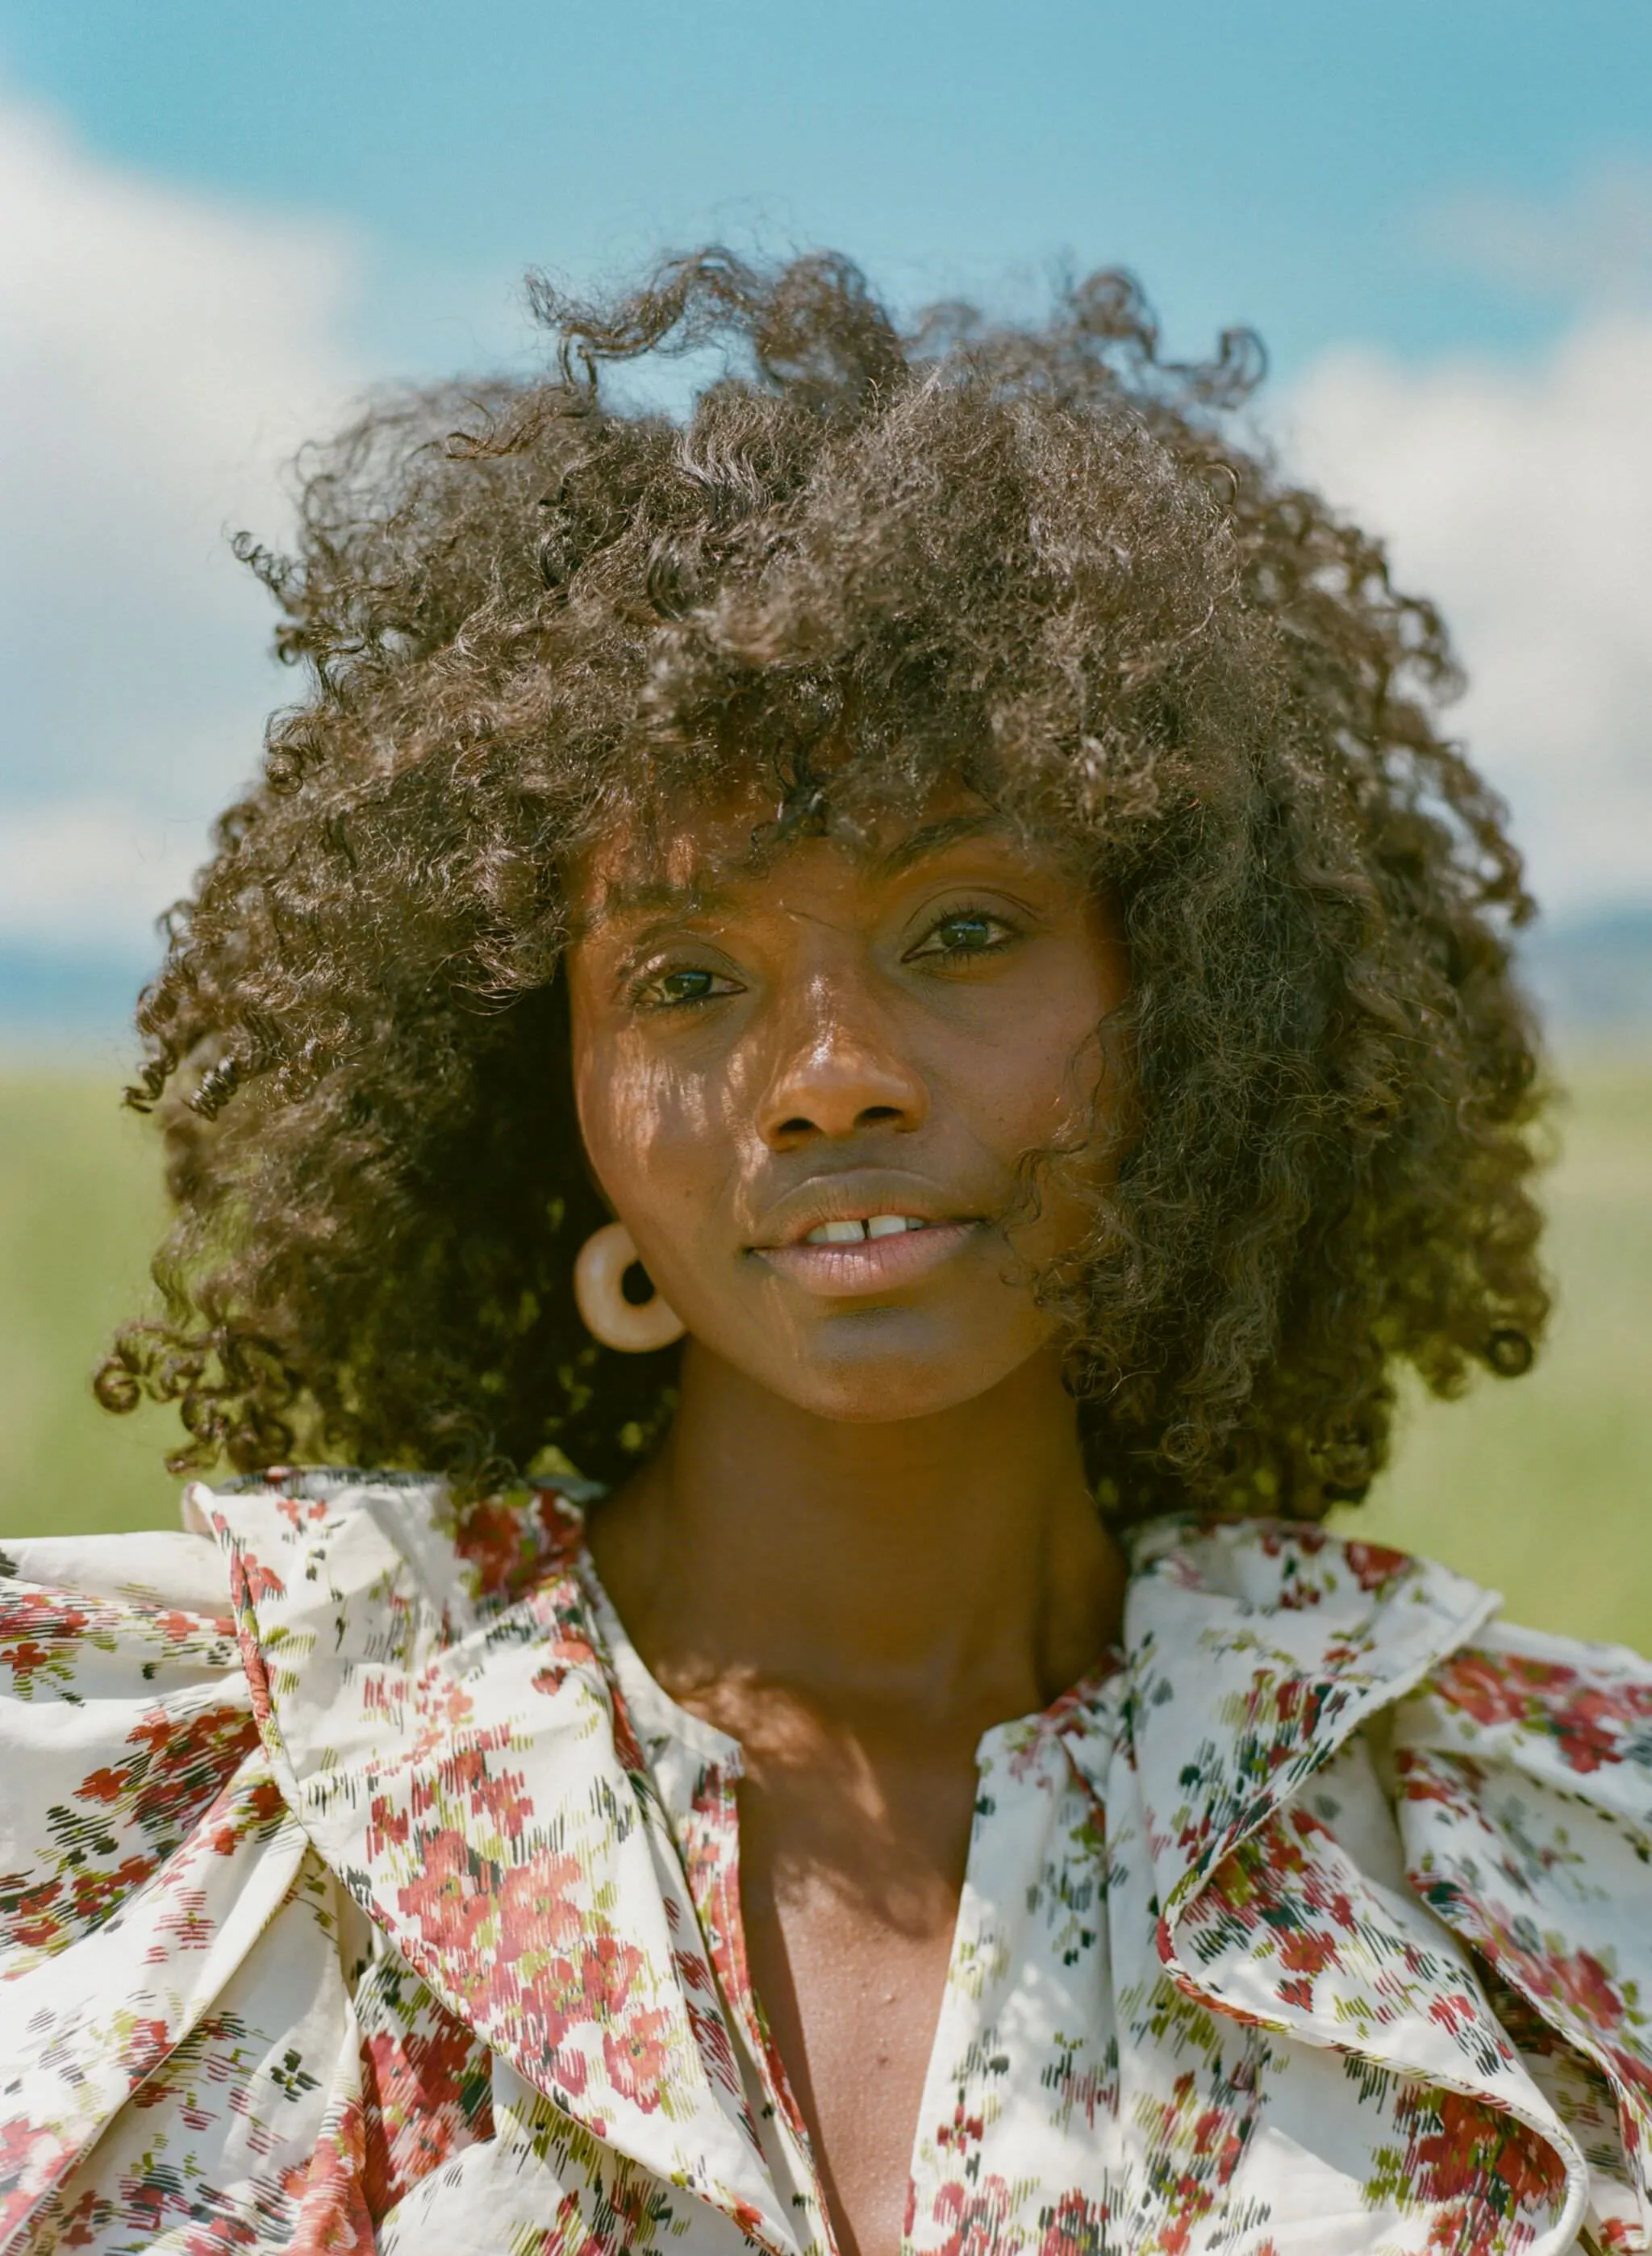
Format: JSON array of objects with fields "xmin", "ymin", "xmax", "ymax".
[
  {"xmin": 0, "ymin": 1531, "xmax": 373, "ymax": 2254},
  {"xmin": 1395, "ymin": 1616, "xmax": 1652, "ymax": 2254}
]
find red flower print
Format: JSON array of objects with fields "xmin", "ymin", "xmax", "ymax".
[
  {"xmin": 1041, "ymin": 2188, "xmax": 1110, "ymax": 2255},
  {"xmin": 11, "ymin": 1484, "xmax": 1644, "ymax": 2256},
  {"xmin": 283, "ymin": 2102, "xmax": 375, "ymax": 2256},
  {"xmin": 227, "ymin": 1545, "xmax": 286, "ymax": 1607},
  {"xmin": 580, "ymin": 1932, "xmax": 644, "ymax": 2016},
  {"xmin": 53, "ymin": 2186, "xmax": 106, "ymax": 2248},
  {"xmin": 395, "ymin": 1829, "xmax": 496, "ymax": 1957},
  {"xmin": 361, "ymin": 1991, "xmax": 493, "ymax": 2224},
  {"xmin": 493, "ymin": 1849, "xmax": 587, "ymax": 1960},
  {"xmin": 1433, "ymin": 1645, "xmax": 1652, "ymax": 1773},
  {"xmin": 602, "ymin": 2004, "xmax": 672, "ymax": 2110},
  {"xmin": 1276, "ymin": 1925, "xmax": 1338, "ymax": 1977},
  {"xmin": 449, "ymin": 1498, "xmax": 532, "ymax": 1602},
  {"xmin": 1341, "ymin": 1540, "xmax": 1410, "ymax": 1595},
  {"xmin": 0, "ymin": 2116, "xmax": 71, "ymax": 2240},
  {"xmin": 276, "ymin": 1493, "xmax": 332, "ymax": 1532},
  {"xmin": 928, "ymin": 2173, "xmax": 1015, "ymax": 2256}
]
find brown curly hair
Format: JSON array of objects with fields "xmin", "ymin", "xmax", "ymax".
[{"xmin": 97, "ymin": 249, "xmax": 1549, "ymax": 1524}]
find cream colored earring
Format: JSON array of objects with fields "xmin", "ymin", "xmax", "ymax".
[{"xmin": 574, "ymin": 1221, "xmax": 686, "ymax": 1352}]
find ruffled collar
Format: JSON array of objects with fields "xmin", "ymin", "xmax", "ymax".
[{"xmin": 202, "ymin": 1474, "xmax": 1584, "ymax": 2256}]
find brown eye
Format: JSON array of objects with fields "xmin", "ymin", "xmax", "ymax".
[
  {"xmin": 937, "ymin": 916, "xmax": 996, "ymax": 951},
  {"xmin": 636, "ymin": 965, "xmax": 740, "ymax": 1009},
  {"xmin": 909, "ymin": 909, "xmax": 1016, "ymax": 963}
]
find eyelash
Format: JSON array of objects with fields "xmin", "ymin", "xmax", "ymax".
[
  {"xmin": 628, "ymin": 965, "xmax": 738, "ymax": 1012},
  {"xmin": 910, "ymin": 904, "xmax": 1020, "ymax": 964},
  {"xmin": 628, "ymin": 904, "xmax": 1021, "ymax": 1011}
]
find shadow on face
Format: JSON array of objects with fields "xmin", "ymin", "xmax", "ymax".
[{"xmin": 567, "ymin": 785, "xmax": 1133, "ymax": 1426}]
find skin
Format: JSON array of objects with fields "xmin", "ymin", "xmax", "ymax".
[{"xmin": 568, "ymin": 788, "xmax": 1133, "ymax": 2256}]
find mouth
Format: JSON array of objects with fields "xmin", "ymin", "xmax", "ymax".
[{"xmin": 749, "ymin": 1190, "xmax": 982, "ymax": 1298}]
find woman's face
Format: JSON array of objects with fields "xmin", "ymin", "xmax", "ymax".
[{"xmin": 566, "ymin": 790, "xmax": 1130, "ymax": 1423}]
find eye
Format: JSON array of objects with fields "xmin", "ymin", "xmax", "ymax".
[
  {"xmin": 907, "ymin": 908, "xmax": 1019, "ymax": 964},
  {"xmin": 633, "ymin": 964, "xmax": 742, "ymax": 1010}
]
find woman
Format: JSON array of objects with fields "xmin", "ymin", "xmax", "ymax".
[{"xmin": 2, "ymin": 253, "xmax": 1647, "ymax": 2256}]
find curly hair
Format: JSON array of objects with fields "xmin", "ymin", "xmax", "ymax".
[{"xmin": 97, "ymin": 248, "xmax": 1549, "ymax": 1524}]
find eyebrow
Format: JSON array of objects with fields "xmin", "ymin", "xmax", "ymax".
[
  {"xmin": 576, "ymin": 809, "xmax": 1013, "ymax": 934},
  {"xmin": 869, "ymin": 810, "xmax": 1007, "ymax": 875},
  {"xmin": 570, "ymin": 875, "xmax": 739, "ymax": 939}
]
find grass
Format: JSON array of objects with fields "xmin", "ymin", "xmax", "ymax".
[
  {"xmin": 1332, "ymin": 1055, "xmax": 1652, "ymax": 1652},
  {"xmin": 0, "ymin": 1062, "xmax": 181, "ymax": 1538},
  {"xmin": 1, "ymin": 1057, "xmax": 1648, "ymax": 1649}
]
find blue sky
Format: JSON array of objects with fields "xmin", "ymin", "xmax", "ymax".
[
  {"xmin": 7, "ymin": 0, "xmax": 1646, "ymax": 374},
  {"xmin": 2, "ymin": 2, "xmax": 1650, "ymax": 1037}
]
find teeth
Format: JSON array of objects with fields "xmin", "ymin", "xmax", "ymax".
[{"xmin": 803, "ymin": 1214, "xmax": 928, "ymax": 1245}]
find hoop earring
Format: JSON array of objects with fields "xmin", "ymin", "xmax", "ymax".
[{"xmin": 574, "ymin": 1222, "xmax": 686, "ymax": 1353}]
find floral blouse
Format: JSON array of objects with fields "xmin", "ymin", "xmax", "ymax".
[{"xmin": 2, "ymin": 1475, "xmax": 1650, "ymax": 2256}]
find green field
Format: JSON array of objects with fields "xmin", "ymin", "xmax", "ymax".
[{"xmin": 2, "ymin": 1059, "xmax": 1648, "ymax": 1648}]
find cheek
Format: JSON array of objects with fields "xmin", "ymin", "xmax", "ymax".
[
  {"xmin": 990, "ymin": 1001, "xmax": 1112, "ymax": 1151},
  {"xmin": 574, "ymin": 1032, "xmax": 728, "ymax": 1248},
  {"xmin": 575, "ymin": 1038, "xmax": 662, "ymax": 1203},
  {"xmin": 1037, "ymin": 923, "xmax": 1130, "ymax": 1133},
  {"xmin": 975, "ymin": 960, "xmax": 1130, "ymax": 1226}
]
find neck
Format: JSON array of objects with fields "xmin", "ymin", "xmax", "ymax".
[{"xmin": 587, "ymin": 1339, "xmax": 1126, "ymax": 1728}]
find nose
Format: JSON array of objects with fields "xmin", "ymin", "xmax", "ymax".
[{"xmin": 754, "ymin": 971, "xmax": 928, "ymax": 1151}]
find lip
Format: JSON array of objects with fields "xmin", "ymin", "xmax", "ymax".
[
  {"xmin": 747, "ymin": 1171, "xmax": 985, "ymax": 1298},
  {"xmin": 756, "ymin": 1220, "xmax": 978, "ymax": 1297}
]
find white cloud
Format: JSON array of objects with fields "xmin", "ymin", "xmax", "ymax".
[
  {"xmin": 1281, "ymin": 306, "xmax": 1652, "ymax": 919},
  {"xmin": 3, "ymin": 94, "xmax": 1649, "ymax": 980},
  {"xmin": 0, "ymin": 800, "xmax": 204, "ymax": 948},
  {"xmin": 0, "ymin": 93, "xmax": 362, "ymax": 959},
  {"xmin": 1429, "ymin": 161, "xmax": 1652, "ymax": 309}
]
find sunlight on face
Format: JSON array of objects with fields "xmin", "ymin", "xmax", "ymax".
[{"xmin": 565, "ymin": 788, "xmax": 1131, "ymax": 1423}]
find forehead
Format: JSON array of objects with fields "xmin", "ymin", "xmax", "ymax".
[{"xmin": 567, "ymin": 781, "xmax": 1078, "ymax": 930}]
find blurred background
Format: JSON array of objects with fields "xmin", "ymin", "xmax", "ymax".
[{"xmin": 2, "ymin": 0, "xmax": 1648, "ymax": 1640}]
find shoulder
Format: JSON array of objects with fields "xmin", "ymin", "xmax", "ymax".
[
  {"xmin": 1128, "ymin": 1516, "xmax": 1652, "ymax": 2204},
  {"xmin": 1391, "ymin": 1608, "xmax": 1652, "ymax": 2216},
  {"xmin": 0, "ymin": 1500, "xmax": 288, "ymax": 1966},
  {"xmin": 0, "ymin": 1472, "xmax": 535, "ymax": 2249},
  {"xmin": 1128, "ymin": 1514, "xmax": 1652, "ymax": 2186},
  {"xmin": 2, "ymin": 1523, "xmax": 232, "ymax": 1618},
  {"xmin": 2, "ymin": 1463, "xmax": 600, "ymax": 1692},
  {"xmin": 186, "ymin": 1464, "xmax": 596, "ymax": 1631},
  {"xmin": 1126, "ymin": 1508, "xmax": 1652, "ymax": 1799},
  {"xmin": 1, "ymin": 1519, "xmax": 244, "ymax": 1718},
  {"xmin": 0, "ymin": 1500, "xmax": 319, "ymax": 2246},
  {"xmin": 1404, "ymin": 1609, "xmax": 1652, "ymax": 1784},
  {"xmin": 0, "ymin": 1473, "xmax": 487, "ymax": 2022},
  {"xmin": 1391, "ymin": 1602, "xmax": 1652, "ymax": 1949},
  {"xmin": 1128, "ymin": 1509, "xmax": 1651, "ymax": 1679},
  {"xmin": 1, "ymin": 1465, "xmax": 595, "ymax": 1757},
  {"xmin": 0, "ymin": 1468, "xmax": 472, "ymax": 1647}
]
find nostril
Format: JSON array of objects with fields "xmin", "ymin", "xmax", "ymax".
[{"xmin": 856, "ymin": 1105, "xmax": 905, "ymax": 1129}]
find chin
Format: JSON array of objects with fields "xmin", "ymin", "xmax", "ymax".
[{"xmin": 770, "ymin": 1333, "xmax": 1033, "ymax": 1425}]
